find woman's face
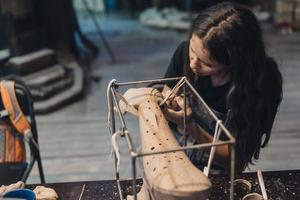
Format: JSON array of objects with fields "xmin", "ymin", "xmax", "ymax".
[{"xmin": 189, "ymin": 34, "xmax": 226, "ymax": 76}]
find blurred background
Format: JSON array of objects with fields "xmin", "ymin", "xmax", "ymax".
[{"xmin": 0, "ymin": 0, "xmax": 299, "ymax": 184}]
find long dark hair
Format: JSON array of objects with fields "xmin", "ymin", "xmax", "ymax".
[{"xmin": 188, "ymin": 2, "xmax": 283, "ymax": 171}]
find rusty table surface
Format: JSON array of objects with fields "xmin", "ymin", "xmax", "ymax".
[{"xmin": 27, "ymin": 169, "xmax": 300, "ymax": 200}]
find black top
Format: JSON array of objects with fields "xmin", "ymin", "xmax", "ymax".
[
  {"xmin": 164, "ymin": 41, "xmax": 231, "ymax": 171},
  {"xmin": 164, "ymin": 41, "xmax": 230, "ymax": 134}
]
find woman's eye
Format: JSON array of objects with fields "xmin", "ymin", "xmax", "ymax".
[{"xmin": 190, "ymin": 56, "xmax": 197, "ymax": 61}]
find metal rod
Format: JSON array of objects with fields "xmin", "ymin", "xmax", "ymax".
[
  {"xmin": 107, "ymin": 79, "xmax": 117, "ymax": 135},
  {"xmin": 116, "ymin": 180, "xmax": 124, "ymax": 200},
  {"xmin": 111, "ymin": 87, "xmax": 128, "ymax": 132},
  {"xmin": 204, "ymin": 122, "xmax": 222, "ymax": 176},
  {"xmin": 115, "ymin": 77, "xmax": 183, "ymax": 86},
  {"xmin": 184, "ymin": 79, "xmax": 234, "ymax": 140},
  {"xmin": 183, "ymin": 81, "xmax": 187, "ymax": 147},
  {"xmin": 136, "ymin": 140, "xmax": 234, "ymax": 158},
  {"xmin": 108, "ymin": 81, "xmax": 137, "ymax": 153},
  {"xmin": 124, "ymin": 130, "xmax": 136, "ymax": 153},
  {"xmin": 78, "ymin": 184, "xmax": 86, "ymax": 200},
  {"xmin": 257, "ymin": 170, "xmax": 268, "ymax": 200},
  {"xmin": 230, "ymin": 144, "xmax": 235, "ymax": 200},
  {"xmin": 107, "ymin": 80, "xmax": 122, "ymax": 199},
  {"xmin": 132, "ymin": 156, "xmax": 137, "ymax": 200}
]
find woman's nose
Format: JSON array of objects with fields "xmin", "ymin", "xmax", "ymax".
[{"xmin": 190, "ymin": 58, "xmax": 200, "ymax": 69}]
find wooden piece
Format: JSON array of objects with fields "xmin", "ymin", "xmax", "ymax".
[
  {"xmin": 0, "ymin": 181, "xmax": 25, "ymax": 196},
  {"xmin": 121, "ymin": 88, "xmax": 211, "ymax": 200},
  {"xmin": 33, "ymin": 186, "xmax": 58, "ymax": 200}
]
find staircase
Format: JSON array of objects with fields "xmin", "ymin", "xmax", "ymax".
[{"xmin": 4, "ymin": 48, "xmax": 84, "ymax": 114}]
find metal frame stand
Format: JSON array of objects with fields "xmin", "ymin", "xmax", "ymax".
[{"xmin": 107, "ymin": 77, "xmax": 235, "ymax": 200}]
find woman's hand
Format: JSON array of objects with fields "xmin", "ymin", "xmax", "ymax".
[
  {"xmin": 162, "ymin": 89, "xmax": 180, "ymax": 110},
  {"xmin": 162, "ymin": 95, "xmax": 192, "ymax": 126}
]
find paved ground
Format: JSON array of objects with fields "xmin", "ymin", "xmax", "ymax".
[{"xmin": 27, "ymin": 13, "xmax": 300, "ymax": 184}]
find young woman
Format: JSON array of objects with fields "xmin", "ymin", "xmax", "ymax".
[{"xmin": 162, "ymin": 2, "xmax": 283, "ymax": 173}]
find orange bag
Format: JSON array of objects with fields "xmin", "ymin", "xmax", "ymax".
[{"xmin": 0, "ymin": 80, "xmax": 31, "ymax": 162}]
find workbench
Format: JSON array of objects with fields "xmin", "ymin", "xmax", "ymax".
[{"xmin": 27, "ymin": 169, "xmax": 300, "ymax": 200}]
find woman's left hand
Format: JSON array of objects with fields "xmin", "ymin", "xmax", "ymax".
[{"xmin": 162, "ymin": 96, "xmax": 192, "ymax": 126}]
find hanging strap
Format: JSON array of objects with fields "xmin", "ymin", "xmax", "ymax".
[{"xmin": 0, "ymin": 80, "xmax": 31, "ymax": 135}]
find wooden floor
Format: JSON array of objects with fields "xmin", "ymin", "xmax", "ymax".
[{"xmin": 27, "ymin": 16, "xmax": 300, "ymax": 184}]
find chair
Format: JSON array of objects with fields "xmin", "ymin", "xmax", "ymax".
[{"xmin": 0, "ymin": 77, "xmax": 45, "ymax": 185}]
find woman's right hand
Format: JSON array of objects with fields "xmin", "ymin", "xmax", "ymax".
[
  {"xmin": 161, "ymin": 85, "xmax": 181, "ymax": 110},
  {"xmin": 162, "ymin": 96, "xmax": 192, "ymax": 126},
  {"xmin": 162, "ymin": 89, "xmax": 179, "ymax": 110}
]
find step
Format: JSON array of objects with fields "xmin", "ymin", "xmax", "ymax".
[
  {"xmin": 22, "ymin": 64, "xmax": 74, "ymax": 101},
  {"xmin": 22, "ymin": 64, "xmax": 67, "ymax": 86},
  {"xmin": 33, "ymin": 61, "xmax": 84, "ymax": 114},
  {"xmin": 6, "ymin": 49, "xmax": 57, "ymax": 75},
  {"xmin": 28, "ymin": 73, "xmax": 74, "ymax": 101}
]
